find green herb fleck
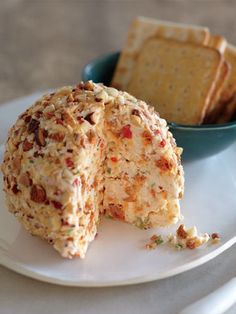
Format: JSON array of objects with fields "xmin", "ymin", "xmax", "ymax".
[
  {"xmin": 29, "ymin": 160, "xmax": 34, "ymax": 164},
  {"xmin": 151, "ymin": 182, "xmax": 156, "ymax": 187},
  {"xmin": 106, "ymin": 214, "xmax": 113, "ymax": 220},
  {"xmin": 107, "ymin": 167, "xmax": 112, "ymax": 174},
  {"xmin": 96, "ymin": 218, "xmax": 101, "ymax": 227},
  {"xmin": 175, "ymin": 243, "xmax": 183, "ymax": 250},
  {"xmin": 134, "ymin": 217, "xmax": 150, "ymax": 230},
  {"xmin": 66, "ymin": 228, "xmax": 74, "ymax": 235},
  {"xmin": 154, "ymin": 235, "xmax": 164, "ymax": 245}
]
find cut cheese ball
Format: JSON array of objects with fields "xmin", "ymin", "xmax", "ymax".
[{"xmin": 2, "ymin": 81, "xmax": 184, "ymax": 258}]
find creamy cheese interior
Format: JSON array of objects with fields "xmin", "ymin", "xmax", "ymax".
[{"xmin": 103, "ymin": 95, "xmax": 183, "ymax": 228}]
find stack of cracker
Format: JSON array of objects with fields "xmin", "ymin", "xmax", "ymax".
[{"xmin": 112, "ymin": 17, "xmax": 236, "ymax": 125}]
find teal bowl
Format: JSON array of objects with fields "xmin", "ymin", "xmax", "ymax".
[{"xmin": 82, "ymin": 52, "xmax": 236, "ymax": 162}]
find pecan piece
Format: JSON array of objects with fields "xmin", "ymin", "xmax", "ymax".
[
  {"xmin": 34, "ymin": 111, "xmax": 43, "ymax": 118},
  {"xmin": 24, "ymin": 115, "xmax": 32, "ymax": 123},
  {"xmin": 61, "ymin": 218, "xmax": 70, "ymax": 226},
  {"xmin": 35, "ymin": 128, "xmax": 47, "ymax": 146},
  {"xmin": 77, "ymin": 82, "xmax": 85, "ymax": 89},
  {"xmin": 177, "ymin": 224, "xmax": 188, "ymax": 239},
  {"xmin": 87, "ymin": 129, "xmax": 96, "ymax": 144},
  {"xmin": 19, "ymin": 172, "xmax": 32, "ymax": 187},
  {"xmin": 33, "ymin": 151, "xmax": 44, "ymax": 158},
  {"xmin": 62, "ymin": 111, "xmax": 76, "ymax": 127},
  {"xmin": 28, "ymin": 119, "xmax": 40, "ymax": 133},
  {"xmin": 186, "ymin": 239, "xmax": 196, "ymax": 249},
  {"xmin": 67, "ymin": 94, "xmax": 75, "ymax": 103},
  {"xmin": 132, "ymin": 109, "xmax": 140, "ymax": 116},
  {"xmin": 211, "ymin": 233, "xmax": 220, "ymax": 239},
  {"xmin": 31, "ymin": 184, "xmax": 46, "ymax": 203},
  {"xmin": 51, "ymin": 200, "xmax": 63, "ymax": 209},
  {"xmin": 84, "ymin": 112, "xmax": 96, "ymax": 125},
  {"xmin": 84, "ymin": 81, "xmax": 94, "ymax": 91},
  {"xmin": 22, "ymin": 139, "xmax": 33, "ymax": 151},
  {"xmin": 12, "ymin": 156, "xmax": 21, "ymax": 173},
  {"xmin": 4, "ymin": 176, "xmax": 11, "ymax": 189},
  {"xmin": 12, "ymin": 184, "xmax": 20, "ymax": 194},
  {"xmin": 49, "ymin": 132, "xmax": 65, "ymax": 142}
]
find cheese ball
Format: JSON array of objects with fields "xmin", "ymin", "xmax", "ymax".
[{"xmin": 2, "ymin": 81, "xmax": 184, "ymax": 258}]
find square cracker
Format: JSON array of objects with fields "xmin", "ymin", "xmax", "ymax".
[
  {"xmin": 204, "ymin": 60, "xmax": 231, "ymax": 123},
  {"xmin": 207, "ymin": 35, "xmax": 227, "ymax": 54},
  {"xmin": 218, "ymin": 44, "xmax": 236, "ymax": 103},
  {"xmin": 205, "ymin": 43, "xmax": 236, "ymax": 123},
  {"xmin": 216, "ymin": 93, "xmax": 236, "ymax": 123},
  {"xmin": 112, "ymin": 16, "xmax": 210, "ymax": 91},
  {"xmin": 126, "ymin": 37, "xmax": 223, "ymax": 125}
]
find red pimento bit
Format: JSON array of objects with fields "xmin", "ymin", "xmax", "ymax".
[
  {"xmin": 61, "ymin": 219, "xmax": 70, "ymax": 226},
  {"xmin": 120, "ymin": 124, "xmax": 132, "ymax": 139},
  {"xmin": 111, "ymin": 156, "xmax": 118, "ymax": 162},
  {"xmin": 73, "ymin": 178, "xmax": 79, "ymax": 186},
  {"xmin": 108, "ymin": 204, "xmax": 125, "ymax": 221},
  {"xmin": 51, "ymin": 200, "xmax": 62, "ymax": 209},
  {"xmin": 54, "ymin": 188, "xmax": 63, "ymax": 196},
  {"xmin": 76, "ymin": 116, "xmax": 84, "ymax": 123},
  {"xmin": 159, "ymin": 139, "xmax": 166, "ymax": 148},
  {"xmin": 56, "ymin": 118, "xmax": 64, "ymax": 125},
  {"xmin": 45, "ymin": 112, "xmax": 54, "ymax": 119},
  {"xmin": 155, "ymin": 157, "xmax": 172, "ymax": 171},
  {"xmin": 65, "ymin": 157, "xmax": 74, "ymax": 168},
  {"xmin": 100, "ymin": 141, "xmax": 105, "ymax": 149},
  {"xmin": 155, "ymin": 129, "xmax": 161, "ymax": 135}
]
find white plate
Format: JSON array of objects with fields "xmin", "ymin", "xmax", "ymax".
[{"xmin": 0, "ymin": 93, "xmax": 236, "ymax": 287}]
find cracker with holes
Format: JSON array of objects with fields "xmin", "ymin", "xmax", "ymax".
[{"xmin": 126, "ymin": 37, "xmax": 223, "ymax": 125}]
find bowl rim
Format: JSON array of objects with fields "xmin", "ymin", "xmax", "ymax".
[
  {"xmin": 82, "ymin": 51, "xmax": 236, "ymax": 130},
  {"xmin": 168, "ymin": 120, "xmax": 236, "ymax": 130},
  {"xmin": 81, "ymin": 51, "xmax": 120, "ymax": 81}
]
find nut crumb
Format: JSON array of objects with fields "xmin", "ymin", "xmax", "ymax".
[
  {"xmin": 22, "ymin": 139, "xmax": 33, "ymax": 152},
  {"xmin": 211, "ymin": 233, "xmax": 220, "ymax": 239},
  {"xmin": 211, "ymin": 233, "xmax": 221, "ymax": 244},
  {"xmin": 168, "ymin": 224, "xmax": 210, "ymax": 250},
  {"xmin": 177, "ymin": 224, "xmax": 187, "ymax": 239},
  {"xmin": 145, "ymin": 234, "xmax": 164, "ymax": 250},
  {"xmin": 31, "ymin": 185, "xmax": 46, "ymax": 203},
  {"xmin": 35, "ymin": 128, "xmax": 47, "ymax": 146}
]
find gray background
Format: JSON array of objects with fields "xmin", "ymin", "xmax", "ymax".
[{"xmin": 0, "ymin": 1, "xmax": 235, "ymax": 313}]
